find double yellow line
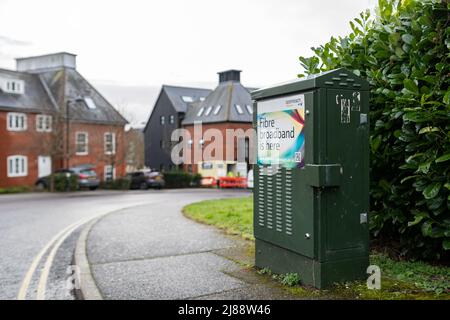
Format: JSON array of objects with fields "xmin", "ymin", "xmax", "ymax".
[
  {"xmin": 16, "ymin": 200, "xmax": 160, "ymax": 300},
  {"xmin": 17, "ymin": 216, "xmax": 93, "ymax": 300}
]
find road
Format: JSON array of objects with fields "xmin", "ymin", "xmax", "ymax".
[{"xmin": 0, "ymin": 189, "xmax": 249, "ymax": 300}]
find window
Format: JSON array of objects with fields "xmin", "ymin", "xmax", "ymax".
[
  {"xmin": 36, "ymin": 115, "xmax": 52, "ymax": 132},
  {"xmin": 2, "ymin": 79, "xmax": 25, "ymax": 94},
  {"xmin": 204, "ymin": 106, "xmax": 213, "ymax": 116},
  {"xmin": 202, "ymin": 162, "xmax": 213, "ymax": 170},
  {"xmin": 7, "ymin": 113, "xmax": 27, "ymax": 131},
  {"xmin": 235, "ymin": 104, "xmax": 244, "ymax": 114},
  {"xmin": 213, "ymin": 105, "xmax": 222, "ymax": 115},
  {"xmin": 160, "ymin": 116, "xmax": 165, "ymax": 125},
  {"xmin": 84, "ymin": 97, "xmax": 97, "ymax": 110},
  {"xmin": 181, "ymin": 96, "xmax": 194, "ymax": 103},
  {"xmin": 104, "ymin": 165, "xmax": 116, "ymax": 181},
  {"xmin": 7, "ymin": 155, "xmax": 28, "ymax": 177},
  {"xmin": 197, "ymin": 107, "xmax": 205, "ymax": 117},
  {"xmin": 199, "ymin": 97, "xmax": 206, "ymax": 102},
  {"xmin": 76, "ymin": 132, "xmax": 88, "ymax": 155},
  {"xmin": 169, "ymin": 115, "xmax": 175, "ymax": 124},
  {"xmin": 246, "ymin": 105, "xmax": 253, "ymax": 114},
  {"xmin": 104, "ymin": 132, "xmax": 116, "ymax": 155}
]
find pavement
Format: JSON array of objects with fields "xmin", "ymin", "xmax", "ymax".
[
  {"xmin": 84, "ymin": 189, "xmax": 299, "ymax": 300},
  {"xmin": 0, "ymin": 188, "xmax": 301, "ymax": 300}
]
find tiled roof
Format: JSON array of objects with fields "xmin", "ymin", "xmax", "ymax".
[
  {"xmin": 182, "ymin": 81, "xmax": 253, "ymax": 125},
  {"xmin": 0, "ymin": 68, "xmax": 55, "ymax": 113},
  {"xmin": 162, "ymin": 85, "xmax": 212, "ymax": 113},
  {"xmin": 0, "ymin": 66, "xmax": 127, "ymax": 125}
]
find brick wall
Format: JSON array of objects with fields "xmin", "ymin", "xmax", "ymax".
[
  {"xmin": 66, "ymin": 122, "xmax": 126, "ymax": 181},
  {"xmin": 0, "ymin": 111, "xmax": 126, "ymax": 188},
  {"xmin": 181, "ymin": 122, "xmax": 253, "ymax": 174},
  {"xmin": 0, "ymin": 111, "xmax": 47, "ymax": 188}
]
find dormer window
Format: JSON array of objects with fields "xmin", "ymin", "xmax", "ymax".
[
  {"xmin": 246, "ymin": 105, "xmax": 253, "ymax": 114},
  {"xmin": 235, "ymin": 104, "xmax": 244, "ymax": 114},
  {"xmin": 84, "ymin": 97, "xmax": 97, "ymax": 110},
  {"xmin": 1, "ymin": 78, "xmax": 25, "ymax": 94}
]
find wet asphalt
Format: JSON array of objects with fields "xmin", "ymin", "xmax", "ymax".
[{"xmin": 0, "ymin": 189, "xmax": 249, "ymax": 300}]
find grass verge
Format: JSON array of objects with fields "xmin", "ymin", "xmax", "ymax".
[
  {"xmin": 0, "ymin": 186, "xmax": 31, "ymax": 194},
  {"xmin": 183, "ymin": 196, "xmax": 254, "ymax": 240},
  {"xmin": 183, "ymin": 196, "xmax": 450, "ymax": 299}
]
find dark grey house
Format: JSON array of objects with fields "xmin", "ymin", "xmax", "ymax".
[{"xmin": 143, "ymin": 85, "xmax": 211, "ymax": 170}]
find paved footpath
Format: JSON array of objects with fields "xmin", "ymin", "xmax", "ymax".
[{"xmin": 84, "ymin": 189, "xmax": 300, "ymax": 299}]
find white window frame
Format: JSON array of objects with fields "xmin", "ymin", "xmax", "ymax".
[
  {"xmin": 160, "ymin": 116, "xmax": 165, "ymax": 125},
  {"xmin": 7, "ymin": 112, "xmax": 27, "ymax": 131},
  {"xmin": 104, "ymin": 165, "xmax": 116, "ymax": 181},
  {"xmin": 75, "ymin": 132, "xmax": 89, "ymax": 155},
  {"xmin": 104, "ymin": 132, "xmax": 116, "ymax": 155},
  {"xmin": 36, "ymin": 115, "xmax": 52, "ymax": 132},
  {"xmin": 2, "ymin": 79, "xmax": 25, "ymax": 94},
  {"xmin": 169, "ymin": 115, "xmax": 175, "ymax": 124},
  {"xmin": 246, "ymin": 105, "xmax": 253, "ymax": 114},
  {"xmin": 7, "ymin": 155, "xmax": 28, "ymax": 177},
  {"xmin": 235, "ymin": 104, "xmax": 244, "ymax": 114}
]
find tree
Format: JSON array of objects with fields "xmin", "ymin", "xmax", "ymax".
[{"xmin": 298, "ymin": 0, "xmax": 450, "ymax": 260}]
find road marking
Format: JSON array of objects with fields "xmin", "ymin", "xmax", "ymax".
[
  {"xmin": 18, "ymin": 200, "xmax": 158, "ymax": 300},
  {"xmin": 16, "ymin": 220, "xmax": 84, "ymax": 300},
  {"xmin": 36, "ymin": 220, "xmax": 87, "ymax": 300}
]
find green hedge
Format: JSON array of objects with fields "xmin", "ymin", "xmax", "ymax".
[
  {"xmin": 164, "ymin": 171, "xmax": 202, "ymax": 188},
  {"xmin": 100, "ymin": 178, "xmax": 131, "ymax": 190},
  {"xmin": 53, "ymin": 174, "xmax": 79, "ymax": 192},
  {"xmin": 0, "ymin": 186, "xmax": 31, "ymax": 194},
  {"xmin": 298, "ymin": 0, "xmax": 449, "ymax": 260}
]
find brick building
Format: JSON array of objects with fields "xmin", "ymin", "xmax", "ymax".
[
  {"xmin": 181, "ymin": 70, "xmax": 254, "ymax": 179},
  {"xmin": 0, "ymin": 52, "xmax": 128, "ymax": 188}
]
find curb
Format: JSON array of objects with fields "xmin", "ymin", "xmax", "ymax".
[{"xmin": 74, "ymin": 217, "xmax": 103, "ymax": 300}]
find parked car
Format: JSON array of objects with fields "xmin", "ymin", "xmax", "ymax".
[
  {"xmin": 127, "ymin": 171, "xmax": 165, "ymax": 190},
  {"xmin": 35, "ymin": 165, "xmax": 100, "ymax": 190}
]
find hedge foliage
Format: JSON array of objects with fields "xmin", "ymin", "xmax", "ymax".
[
  {"xmin": 53, "ymin": 174, "xmax": 79, "ymax": 192},
  {"xmin": 0, "ymin": 186, "xmax": 31, "ymax": 194},
  {"xmin": 100, "ymin": 178, "xmax": 131, "ymax": 190},
  {"xmin": 298, "ymin": 0, "xmax": 449, "ymax": 259},
  {"xmin": 164, "ymin": 171, "xmax": 202, "ymax": 188}
]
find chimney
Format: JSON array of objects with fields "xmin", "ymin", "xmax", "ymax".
[
  {"xmin": 218, "ymin": 69, "xmax": 241, "ymax": 84},
  {"xmin": 16, "ymin": 52, "xmax": 76, "ymax": 72}
]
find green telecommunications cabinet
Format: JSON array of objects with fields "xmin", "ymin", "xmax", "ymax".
[{"xmin": 251, "ymin": 69, "xmax": 370, "ymax": 289}]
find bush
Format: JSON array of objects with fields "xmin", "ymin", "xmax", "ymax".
[
  {"xmin": 0, "ymin": 186, "xmax": 31, "ymax": 194},
  {"xmin": 53, "ymin": 174, "xmax": 79, "ymax": 192},
  {"xmin": 100, "ymin": 178, "xmax": 131, "ymax": 190},
  {"xmin": 164, "ymin": 171, "xmax": 202, "ymax": 188},
  {"xmin": 298, "ymin": 0, "xmax": 449, "ymax": 260}
]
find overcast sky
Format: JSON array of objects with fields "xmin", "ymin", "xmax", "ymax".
[{"xmin": 0, "ymin": 0, "xmax": 376, "ymax": 125}]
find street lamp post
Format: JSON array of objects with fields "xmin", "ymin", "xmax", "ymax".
[{"xmin": 66, "ymin": 100, "xmax": 71, "ymax": 169}]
